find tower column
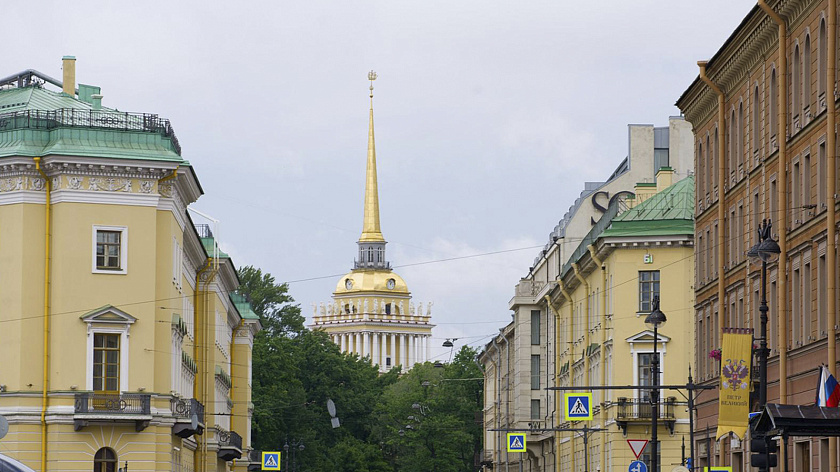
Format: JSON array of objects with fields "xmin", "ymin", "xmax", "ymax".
[
  {"xmin": 355, "ymin": 332, "xmax": 361, "ymax": 356},
  {"xmin": 372, "ymin": 332, "xmax": 379, "ymax": 366},
  {"xmin": 389, "ymin": 333, "xmax": 395, "ymax": 370},
  {"xmin": 426, "ymin": 335, "xmax": 431, "ymax": 362},
  {"xmin": 363, "ymin": 331, "xmax": 369, "ymax": 358},
  {"xmin": 409, "ymin": 335, "xmax": 415, "ymax": 369},
  {"xmin": 402, "ymin": 334, "xmax": 408, "ymax": 367}
]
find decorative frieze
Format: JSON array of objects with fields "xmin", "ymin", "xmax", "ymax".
[{"xmin": 89, "ymin": 177, "xmax": 132, "ymax": 192}]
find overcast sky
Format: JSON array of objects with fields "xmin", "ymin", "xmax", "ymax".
[{"xmin": 6, "ymin": 1, "xmax": 754, "ymax": 362}]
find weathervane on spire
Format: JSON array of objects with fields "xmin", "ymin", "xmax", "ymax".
[{"xmin": 368, "ymin": 70, "xmax": 377, "ymax": 98}]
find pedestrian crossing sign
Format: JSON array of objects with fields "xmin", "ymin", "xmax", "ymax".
[
  {"xmin": 564, "ymin": 393, "xmax": 593, "ymax": 420},
  {"xmin": 507, "ymin": 433, "xmax": 526, "ymax": 452},
  {"xmin": 262, "ymin": 451, "xmax": 281, "ymax": 470}
]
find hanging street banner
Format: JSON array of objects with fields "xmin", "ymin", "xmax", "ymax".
[{"xmin": 716, "ymin": 328, "xmax": 753, "ymax": 439}]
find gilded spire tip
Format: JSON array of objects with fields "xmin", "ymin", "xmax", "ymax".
[{"xmin": 368, "ymin": 70, "xmax": 377, "ymax": 98}]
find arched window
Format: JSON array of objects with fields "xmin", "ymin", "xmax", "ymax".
[
  {"xmin": 713, "ymin": 129, "xmax": 719, "ymax": 193},
  {"xmin": 730, "ymin": 109, "xmax": 736, "ymax": 178},
  {"xmin": 804, "ymin": 34, "xmax": 812, "ymax": 114},
  {"xmin": 698, "ymin": 141, "xmax": 704, "ymax": 196},
  {"xmin": 738, "ymin": 102, "xmax": 744, "ymax": 171},
  {"xmin": 706, "ymin": 134, "xmax": 712, "ymax": 192},
  {"xmin": 753, "ymin": 85, "xmax": 760, "ymax": 158},
  {"xmin": 94, "ymin": 448, "xmax": 117, "ymax": 472},
  {"xmin": 819, "ymin": 19, "xmax": 827, "ymax": 102},
  {"xmin": 793, "ymin": 43, "xmax": 801, "ymax": 121},
  {"xmin": 770, "ymin": 68, "xmax": 778, "ymax": 142}
]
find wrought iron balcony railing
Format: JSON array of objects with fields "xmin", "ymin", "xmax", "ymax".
[
  {"xmin": 73, "ymin": 392, "xmax": 152, "ymax": 432},
  {"xmin": 217, "ymin": 428, "xmax": 243, "ymax": 461},
  {"xmin": 75, "ymin": 392, "xmax": 151, "ymax": 415},
  {"xmin": 615, "ymin": 396, "xmax": 677, "ymax": 434},
  {"xmin": 0, "ymin": 108, "xmax": 181, "ymax": 155},
  {"xmin": 170, "ymin": 397, "xmax": 205, "ymax": 424},
  {"xmin": 171, "ymin": 397, "xmax": 206, "ymax": 438}
]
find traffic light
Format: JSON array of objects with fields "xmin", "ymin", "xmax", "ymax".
[{"xmin": 750, "ymin": 435, "xmax": 778, "ymax": 469}]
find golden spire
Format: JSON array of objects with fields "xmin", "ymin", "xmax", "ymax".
[{"xmin": 360, "ymin": 70, "xmax": 385, "ymax": 243}]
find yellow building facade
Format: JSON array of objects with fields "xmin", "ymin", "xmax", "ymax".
[
  {"xmin": 311, "ymin": 73, "xmax": 433, "ymax": 372},
  {"xmin": 548, "ymin": 171, "xmax": 695, "ymax": 472},
  {"xmin": 0, "ymin": 58, "xmax": 259, "ymax": 471}
]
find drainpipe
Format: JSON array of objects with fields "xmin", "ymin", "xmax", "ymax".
[
  {"xmin": 33, "ymin": 158, "xmax": 50, "ymax": 472},
  {"xmin": 697, "ymin": 61, "xmax": 726, "ymax": 355},
  {"xmin": 558, "ymin": 280, "xmax": 574, "ymax": 472},
  {"xmin": 571, "ymin": 262, "xmax": 590, "ymax": 403},
  {"xmin": 490, "ymin": 337, "xmax": 502, "ymax": 471},
  {"xmin": 194, "ymin": 258, "xmax": 216, "ymax": 472},
  {"xmin": 158, "ymin": 167, "xmax": 179, "ymax": 186},
  {"xmin": 757, "ymin": 0, "xmax": 789, "ymax": 407},
  {"xmin": 544, "ymin": 295, "xmax": 561, "ymax": 472},
  {"xmin": 697, "ymin": 60, "xmax": 728, "ymax": 468},
  {"xmin": 826, "ymin": 1, "xmax": 837, "ymax": 470},
  {"xmin": 501, "ymin": 334, "xmax": 510, "ymax": 472},
  {"xmin": 587, "ymin": 244, "xmax": 607, "ymax": 472}
]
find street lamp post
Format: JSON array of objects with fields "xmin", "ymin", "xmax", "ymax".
[
  {"xmin": 747, "ymin": 219, "xmax": 781, "ymax": 472},
  {"xmin": 645, "ymin": 298, "xmax": 667, "ymax": 472},
  {"xmin": 284, "ymin": 438, "xmax": 305, "ymax": 472}
]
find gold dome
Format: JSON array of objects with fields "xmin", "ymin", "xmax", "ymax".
[{"xmin": 334, "ymin": 270, "xmax": 409, "ymax": 295}]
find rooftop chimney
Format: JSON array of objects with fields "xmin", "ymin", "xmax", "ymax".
[
  {"xmin": 62, "ymin": 56, "xmax": 76, "ymax": 96},
  {"xmin": 91, "ymin": 94, "xmax": 103, "ymax": 110}
]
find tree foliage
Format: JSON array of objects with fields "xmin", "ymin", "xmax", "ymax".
[{"xmin": 238, "ymin": 265, "xmax": 483, "ymax": 471}]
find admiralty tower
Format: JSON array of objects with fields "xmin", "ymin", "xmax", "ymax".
[{"xmin": 311, "ymin": 72, "xmax": 434, "ymax": 373}]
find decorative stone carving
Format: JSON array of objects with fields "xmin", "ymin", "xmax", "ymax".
[
  {"xmin": 363, "ymin": 299, "xmax": 369, "ymax": 313},
  {"xmin": 320, "ymin": 302, "xmax": 326, "ymax": 316},
  {"xmin": 409, "ymin": 302, "xmax": 415, "ymax": 315},
  {"xmin": 426, "ymin": 301, "xmax": 433, "ymax": 316},
  {"xmin": 417, "ymin": 302, "xmax": 423, "ymax": 317},
  {"xmin": 0, "ymin": 177, "xmax": 23, "ymax": 192},
  {"xmin": 51, "ymin": 177, "xmax": 61, "ymax": 190},
  {"xmin": 30, "ymin": 178, "xmax": 45, "ymax": 191},
  {"xmin": 312, "ymin": 303, "xmax": 318, "ymax": 316},
  {"xmin": 67, "ymin": 176, "xmax": 83, "ymax": 190},
  {"xmin": 89, "ymin": 178, "xmax": 131, "ymax": 192},
  {"xmin": 159, "ymin": 183, "xmax": 173, "ymax": 197},
  {"xmin": 398, "ymin": 301, "xmax": 404, "ymax": 316},
  {"xmin": 139, "ymin": 180, "xmax": 154, "ymax": 194}
]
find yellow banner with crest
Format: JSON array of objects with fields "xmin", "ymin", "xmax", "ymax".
[{"xmin": 716, "ymin": 328, "xmax": 753, "ymax": 439}]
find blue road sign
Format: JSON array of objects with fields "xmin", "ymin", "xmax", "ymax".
[
  {"xmin": 507, "ymin": 433, "xmax": 526, "ymax": 452},
  {"xmin": 629, "ymin": 460, "xmax": 648, "ymax": 472}
]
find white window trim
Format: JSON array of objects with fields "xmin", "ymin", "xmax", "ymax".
[
  {"xmin": 92, "ymin": 225, "xmax": 128, "ymax": 274},
  {"xmin": 85, "ymin": 326, "xmax": 131, "ymax": 392},
  {"xmin": 627, "ymin": 331, "xmax": 669, "ymax": 400}
]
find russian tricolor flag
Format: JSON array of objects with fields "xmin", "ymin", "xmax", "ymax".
[{"xmin": 817, "ymin": 365, "xmax": 840, "ymax": 407}]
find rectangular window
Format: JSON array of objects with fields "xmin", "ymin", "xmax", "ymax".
[
  {"xmin": 93, "ymin": 333, "xmax": 120, "ymax": 393},
  {"xmin": 97, "ymin": 231, "xmax": 121, "ymax": 270},
  {"xmin": 819, "ymin": 254, "xmax": 827, "ymax": 336},
  {"xmin": 531, "ymin": 355, "xmax": 540, "ymax": 390},
  {"xmin": 639, "ymin": 271, "xmax": 660, "ymax": 312},
  {"xmin": 93, "ymin": 226, "xmax": 128, "ymax": 274},
  {"xmin": 804, "ymin": 261, "xmax": 812, "ymax": 342},
  {"xmin": 803, "ymin": 153, "xmax": 811, "ymax": 215},
  {"xmin": 531, "ymin": 310, "xmax": 541, "ymax": 345},
  {"xmin": 637, "ymin": 352, "xmax": 659, "ymax": 400},
  {"xmin": 819, "ymin": 142, "xmax": 827, "ymax": 207},
  {"xmin": 530, "ymin": 399, "xmax": 540, "ymax": 420}
]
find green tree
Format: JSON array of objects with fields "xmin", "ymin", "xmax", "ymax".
[
  {"xmin": 238, "ymin": 265, "xmax": 400, "ymax": 471},
  {"xmin": 237, "ymin": 265, "xmax": 305, "ymax": 335},
  {"xmin": 374, "ymin": 346, "xmax": 483, "ymax": 472}
]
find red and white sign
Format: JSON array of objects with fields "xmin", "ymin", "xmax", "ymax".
[{"xmin": 627, "ymin": 439, "xmax": 648, "ymax": 459}]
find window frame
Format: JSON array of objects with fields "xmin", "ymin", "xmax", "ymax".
[
  {"xmin": 92, "ymin": 225, "xmax": 128, "ymax": 274},
  {"xmin": 638, "ymin": 270, "xmax": 660, "ymax": 313}
]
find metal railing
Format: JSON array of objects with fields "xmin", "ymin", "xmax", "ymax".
[
  {"xmin": 615, "ymin": 396, "xmax": 676, "ymax": 421},
  {"xmin": 218, "ymin": 428, "xmax": 243, "ymax": 450},
  {"xmin": 74, "ymin": 392, "xmax": 151, "ymax": 415},
  {"xmin": 0, "ymin": 108, "xmax": 181, "ymax": 155},
  {"xmin": 170, "ymin": 397, "xmax": 205, "ymax": 424}
]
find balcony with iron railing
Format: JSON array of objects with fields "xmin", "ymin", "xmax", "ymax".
[
  {"xmin": 171, "ymin": 397, "xmax": 206, "ymax": 438},
  {"xmin": 614, "ymin": 396, "xmax": 677, "ymax": 434},
  {"xmin": 217, "ymin": 428, "xmax": 243, "ymax": 461},
  {"xmin": 74, "ymin": 392, "xmax": 152, "ymax": 432}
]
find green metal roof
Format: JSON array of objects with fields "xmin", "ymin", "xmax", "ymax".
[
  {"xmin": 0, "ymin": 85, "xmax": 185, "ymax": 162},
  {"xmin": 230, "ymin": 293, "xmax": 260, "ymax": 320},
  {"xmin": 200, "ymin": 237, "xmax": 230, "ymax": 259},
  {"xmin": 600, "ymin": 175, "xmax": 694, "ymax": 238}
]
